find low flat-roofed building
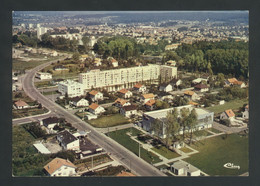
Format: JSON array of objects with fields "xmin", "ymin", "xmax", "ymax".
[
  {"xmin": 170, "ymin": 161, "xmax": 200, "ymax": 176},
  {"xmin": 142, "ymin": 105, "xmax": 214, "ymax": 138},
  {"xmin": 36, "ymin": 72, "xmax": 52, "ymax": 80}
]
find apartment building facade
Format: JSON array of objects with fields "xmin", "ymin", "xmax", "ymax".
[
  {"xmin": 58, "ymin": 80, "xmax": 84, "ymax": 98},
  {"xmin": 79, "ymin": 64, "xmax": 177, "ymax": 91}
]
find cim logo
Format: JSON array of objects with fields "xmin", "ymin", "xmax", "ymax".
[{"xmin": 223, "ymin": 163, "xmax": 240, "ymax": 170}]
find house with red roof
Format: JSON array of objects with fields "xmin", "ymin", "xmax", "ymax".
[
  {"xmin": 43, "ymin": 157, "xmax": 76, "ymax": 176},
  {"xmin": 13, "ymin": 100, "xmax": 29, "ymax": 109},
  {"xmin": 194, "ymin": 83, "xmax": 209, "ymax": 92},
  {"xmin": 114, "ymin": 98, "xmax": 131, "ymax": 108},
  {"xmin": 183, "ymin": 90, "xmax": 199, "ymax": 101},
  {"xmin": 89, "ymin": 90, "xmax": 103, "ymax": 102},
  {"xmin": 220, "ymin": 109, "xmax": 235, "ymax": 121},
  {"xmin": 145, "ymin": 99, "xmax": 156, "ymax": 111},
  {"xmin": 118, "ymin": 89, "xmax": 132, "ymax": 99},
  {"xmin": 88, "ymin": 103, "xmax": 105, "ymax": 115},
  {"xmin": 133, "ymin": 83, "xmax": 146, "ymax": 93},
  {"xmin": 120, "ymin": 105, "xmax": 137, "ymax": 118}
]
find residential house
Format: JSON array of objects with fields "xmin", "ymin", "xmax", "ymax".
[
  {"xmin": 94, "ymin": 58, "xmax": 102, "ymax": 66},
  {"xmin": 188, "ymin": 101, "xmax": 199, "ymax": 107},
  {"xmin": 192, "ymin": 78, "xmax": 208, "ymax": 85},
  {"xmin": 233, "ymin": 81, "xmax": 246, "ymax": 88},
  {"xmin": 183, "ymin": 91, "xmax": 199, "ymax": 101},
  {"xmin": 171, "ymin": 78, "xmax": 182, "ymax": 88},
  {"xmin": 114, "ymin": 98, "xmax": 131, "ymax": 108},
  {"xmin": 120, "ymin": 105, "xmax": 137, "ymax": 118},
  {"xmin": 227, "ymin": 78, "xmax": 238, "ymax": 85},
  {"xmin": 40, "ymin": 117, "xmax": 59, "ymax": 134},
  {"xmin": 141, "ymin": 93, "xmax": 155, "ymax": 104},
  {"xmin": 170, "ymin": 161, "xmax": 200, "ymax": 176},
  {"xmin": 133, "ymin": 83, "xmax": 146, "ymax": 93},
  {"xmin": 194, "ymin": 83, "xmax": 209, "ymax": 92},
  {"xmin": 242, "ymin": 105, "xmax": 249, "ymax": 119},
  {"xmin": 220, "ymin": 109, "xmax": 235, "ymax": 121},
  {"xmin": 159, "ymin": 83, "xmax": 173, "ymax": 92},
  {"xmin": 88, "ymin": 103, "xmax": 105, "ymax": 115},
  {"xmin": 89, "ymin": 90, "xmax": 103, "ymax": 102},
  {"xmin": 57, "ymin": 130, "xmax": 80, "ymax": 151},
  {"xmin": 44, "ymin": 157, "xmax": 77, "ymax": 176},
  {"xmin": 14, "ymin": 100, "xmax": 29, "ymax": 109},
  {"xmin": 145, "ymin": 99, "xmax": 156, "ymax": 111},
  {"xmin": 165, "ymin": 60, "xmax": 176, "ymax": 66},
  {"xmin": 69, "ymin": 97, "xmax": 89, "ymax": 107},
  {"xmin": 36, "ymin": 72, "xmax": 52, "ymax": 80},
  {"xmin": 118, "ymin": 89, "xmax": 133, "ymax": 99},
  {"xmin": 111, "ymin": 58, "xmax": 118, "ymax": 67}
]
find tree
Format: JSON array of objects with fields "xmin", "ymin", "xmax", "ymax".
[
  {"xmin": 151, "ymin": 119, "xmax": 163, "ymax": 138},
  {"xmin": 187, "ymin": 109, "xmax": 198, "ymax": 144},
  {"xmin": 164, "ymin": 110, "xmax": 180, "ymax": 148},
  {"xmin": 180, "ymin": 108, "xmax": 190, "ymax": 139}
]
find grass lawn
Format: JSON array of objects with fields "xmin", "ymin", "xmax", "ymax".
[
  {"xmin": 193, "ymin": 130, "xmax": 212, "ymax": 137},
  {"xmin": 13, "ymin": 107, "xmax": 49, "ymax": 119},
  {"xmin": 207, "ymin": 128, "xmax": 222, "ymax": 134},
  {"xmin": 179, "ymin": 147, "xmax": 193, "ymax": 153},
  {"xmin": 34, "ymin": 81, "xmax": 54, "ymax": 88},
  {"xmin": 42, "ymin": 90, "xmax": 60, "ymax": 96},
  {"xmin": 151, "ymin": 146, "xmax": 180, "ymax": 159},
  {"xmin": 184, "ymin": 133, "xmax": 248, "ymax": 176},
  {"xmin": 12, "ymin": 125, "xmax": 50, "ymax": 176},
  {"xmin": 88, "ymin": 114, "xmax": 131, "ymax": 128},
  {"xmin": 108, "ymin": 128, "xmax": 162, "ymax": 164},
  {"xmin": 207, "ymin": 99, "xmax": 248, "ymax": 114}
]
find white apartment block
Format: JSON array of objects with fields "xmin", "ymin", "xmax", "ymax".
[
  {"xmin": 79, "ymin": 64, "xmax": 177, "ymax": 91},
  {"xmin": 37, "ymin": 27, "xmax": 48, "ymax": 39},
  {"xmin": 36, "ymin": 72, "xmax": 52, "ymax": 80},
  {"xmin": 58, "ymin": 80, "xmax": 84, "ymax": 98}
]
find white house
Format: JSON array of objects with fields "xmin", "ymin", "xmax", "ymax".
[
  {"xmin": 159, "ymin": 83, "xmax": 173, "ymax": 92},
  {"xmin": 145, "ymin": 99, "xmax": 156, "ymax": 111},
  {"xmin": 183, "ymin": 91, "xmax": 199, "ymax": 101},
  {"xmin": 94, "ymin": 58, "xmax": 102, "ymax": 66},
  {"xmin": 40, "ymin": 117, "xmax": 59, "ymax": 134},
  {"xmin": 57, "ymin": 130, "xmax": 80, "ymax": 151},
  {"xmin": 192, "ymin": 78, "xmax": 208, "ymax": 85},
  {"xmin": 194, "ymin": 83, "xmax": 209, "ymax": 92},
  {"xmin": 170, "ymin": 161, "xmax": 200, "ymax": 176},
  {"xmin": 242, "ymin": 105, "xmax": 249, "ymax": 119},
  {"xmin": 114, "ymin": 98, "xmax": 131, "ymax": 108},
  {"xmin": 111, "ymin": 58, "xmax": 118, "ymax": 67},
  {"xmin": 171, "ymin": 78, "xmax": 182, "ymax": 88},
  {"xmin": 120, "ymin": 105, "xmax": 137, "ymax": 118},
  {"xmin": 36, "ymin": 72, "xmax": 52, "ymax": 80},
  {"xmin": 88, "ymin": 103, "xmax": 105, "ymax": 115},
  {"xmin": 133, "ymin": 83, "xmax": 146, "ymax": 93},
  {"xmin": 141, "ymin": 93, "xmax": 155, "ymax": 104},
  {"xmin": 89, "ymin": 90, "xmax": 103, "ymax": 102},
  {"xmin": 44, "ymin": 157, "xmax": 77, "ymax": 177},
  {"xmin": 13, "ymin": 100, "xmax": 29, "ymax": 110},
  {"xmin": 118, "ymin": 89, "xmax": 132, "ymax": 99},
  {"xmin": 220, "ymin": 109, "xmax": 235, "ymax": 121},
  {"xmin": 58, "ymin": 80, "xmax": 84, "ymax": 98},
  {"xmin": 69, "ymin": 97, "xmax": 89, "ymax": 107}
]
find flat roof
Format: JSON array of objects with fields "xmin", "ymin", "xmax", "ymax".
[
  {"xmin": 171, "ymin": 161, "xmax": 199, "ymax": 173},
  {"xmin": 33, "ymin": 143, "xmax": 51, "ymax": 154}
]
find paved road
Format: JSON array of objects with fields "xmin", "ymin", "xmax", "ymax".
[
  {"xmin": 213, "ymin": 122, "xmax": 247, "ymax": 133},
  {"xmin": 20, "ymin": 56, "xmax": 166, "ymax": 176}
]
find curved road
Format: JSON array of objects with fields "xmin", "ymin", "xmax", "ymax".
[{"xmin": 21, "ymin": 57, "xmax": 166, "ymax": 176}]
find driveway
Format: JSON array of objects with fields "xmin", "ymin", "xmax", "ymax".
[{"xmin": 212, "ymin": 122, "xmax": 247, "ymax": 133}]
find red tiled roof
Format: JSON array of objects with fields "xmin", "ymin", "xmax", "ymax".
[
  {"xmin": 115, "ymin": 98, "xmax": 128, "ymax": 106},
  {"xmin": 228, "ymin": 78, "xmax": 238, "ymax": 84},
  {"xmin": 145, "ymin": 99, "xmax": 156, "ymax": 106},
  {"xmin": 14, "ymin": 100, "xmax": 28, "ymax": 107},
  {"xmin": 142, "ymin": 93, "xmax": 155, "ymax": 99},
  {"xmin": 233, "ymin": 81, "xmax": 244, "ymax": 85},
  {"xmin": 89, "ymin": 103, "xmax": 99, "ymax": 110},
  {"xmin": 89, "ymin": 90, "xmax": 99, "ymax": 96},
  {"xmin": 134, "ymin": 83, "xmax": 143, "ymax": 88},
  {"xmin": 44, "ymin": 158, "xmax": 76, "ymax": 175},
  {"xmin": 224, "ymin": 109, "xmax": 235, "ymax": 118},
  {"xmin": 184, "ymin": 90, "xmax": 195, "ymax": 96},
  {"xmin": 194, "ymin": 83, "xmax": 208, "ymax": 89},
  {"xmin": 118, "ymin": 89, "xmax": 129, "ymax": 94}
]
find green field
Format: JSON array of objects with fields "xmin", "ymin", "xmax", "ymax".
[
  {"xmin": 108, "ymin": 128, "xmax": 162, "ymax": 164},
  {"xmin": 151, "ymin": 146, "xmax": 180, "ymax": 159},
  {"xmin": 12, "ymin": 56, "xmax": 59, "ymax": 71},
  {"xmin": 42, "ymin": 90, "xmax": 60, "ymax": 96},
  {"xmin": 34, "ymin": 81, "xmax": 54, "ymax": 88},
  {"xmin": 88, "ymin": 114, "xmax": 130, "ymax": 128},
  {"xmin": 179, "ymin": 147, "xmax": 193, "ymax": 153},
  {"xmin": 184, "ymin": 133, "xmax": 248, "ymax": 176},
  {"xmin": 207, "ymin": 128, "xmax": 222, "ymax": 134},
  {"xmin": 12, "ymin": 107, "xmax": 49, "ymax": 119},
  {"xmin": 207, "ymin": 99, "xmax": 248, "ymax": 114},
  {"xmin": 12, "ymin": 125, "xmax": 50, "ymax": 176},
  {"xmin": 193, "ymin": 130, "xmax": 212, "ymax": 137}
]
